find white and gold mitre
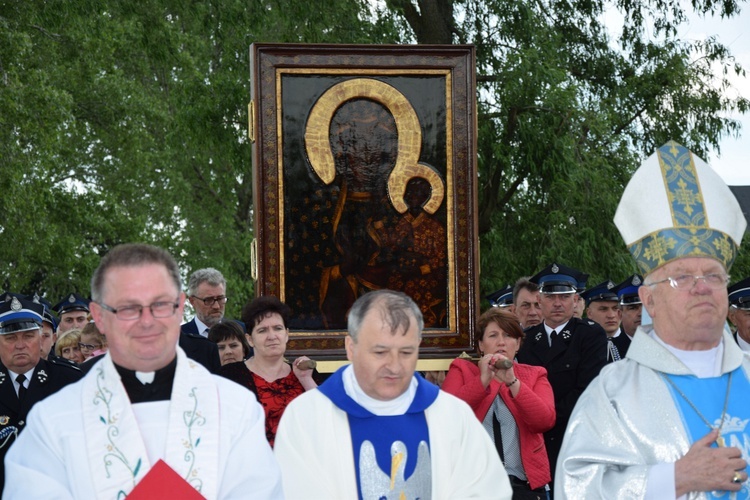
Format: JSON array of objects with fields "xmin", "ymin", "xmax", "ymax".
[{"xmin": 614, "ymin": 141, "xmax": 746, "ymax": 275}]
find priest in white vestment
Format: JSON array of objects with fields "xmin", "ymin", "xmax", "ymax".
[
  {"xmin": 274, "ymin": 290, "xmax": 512, "ymax": 499},
  {"xmin": 555, "ymin": 142, "xmax": 750, "ymax": 499},
  {"xmin": 4, "ymin": 244, "xmax": 283, "ymax": 499}
]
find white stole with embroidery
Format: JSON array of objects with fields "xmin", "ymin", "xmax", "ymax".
[{"xmin": 82, "ymin": 347, "xmax": 219, "ymax": 499}]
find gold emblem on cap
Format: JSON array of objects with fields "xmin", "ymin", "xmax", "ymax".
[
  {"xmin": 10, "ymin": 297, "xmax": 21, "ymax": 311},
  {"xmin": 0, "ymin": 416, "xmax": 9, "ymax": 425}
]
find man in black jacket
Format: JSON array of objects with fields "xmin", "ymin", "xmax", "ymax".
[
  {"xmin": 516, "ymin": 262, "xmax": 607, "ymax": 494},
  {"xmin": 0, "ymin": 297, "xmax": 81, "ymax": 495}
]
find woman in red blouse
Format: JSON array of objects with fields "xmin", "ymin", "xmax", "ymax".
[
  {"xmin": 442, "ymin": 308, "xmax": 556, "ymax": 499},
  {"xmin": 220, "ymin": 296, "xmax": 320, "ymax": 447}
]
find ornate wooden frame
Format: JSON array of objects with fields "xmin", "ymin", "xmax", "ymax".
[{"xmin": 250, "ymin": 43, "xmax": 478, "ymax": 361}]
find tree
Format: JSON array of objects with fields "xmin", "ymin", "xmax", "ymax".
[
  {"xmin": 1, "ymin": 0, "xmax": 748, "ymax": 317},
  {"xmin": 0, "ymin": 0, "xmax": 400, "ymax": 318},
  {"xmin": 386, "ymin": 0, "xmax": 750, "ymax": 294}
]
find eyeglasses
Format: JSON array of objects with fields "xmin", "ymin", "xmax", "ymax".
[
  {"xmin": 78, "ymin": 342, "xmax": 101, "ymax": 350},
  {"xmin": 191, "ymin": 295, "xmax": 228, "ymax": 307},
  {"xmin": 98, "ymin": 300, "xmax": 180, "ymax": 321},
  {"xmin": 647, "ymin": 274, "xmax": 730, "ymax": 290}
]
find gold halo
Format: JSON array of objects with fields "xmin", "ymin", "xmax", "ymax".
[{"xmin": 304, "ymin": 78, "xmax": 444, "ymax": 214}]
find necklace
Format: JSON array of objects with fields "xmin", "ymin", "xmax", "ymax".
[{"xmin": 659, "ymin": 371, "xmax": 733, "ymax": 447}]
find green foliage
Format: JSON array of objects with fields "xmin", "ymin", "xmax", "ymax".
[
  {"xmin": 1, "ymin": 0, "xmax": 748, "ymax": 317},
  {"xmin": 387, "ymin": 0, "xmax": 749, "ymax": 297},
  {"xmin": 0, "ymin": 0, "xmax": 401, "ymax": 318}
]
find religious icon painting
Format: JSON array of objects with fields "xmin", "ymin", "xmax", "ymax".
[{"xmin": 250, "ymin": 43, "xmax": 479, "ymax": 360}]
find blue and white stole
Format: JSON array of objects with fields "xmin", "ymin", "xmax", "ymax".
[
  {"xmin": 665, "ymin": 367, "xmax": 750, "ymax": 499},
  {"xmin": 319, "ymin": 367, "xmax": 439, "ymax": 500}
]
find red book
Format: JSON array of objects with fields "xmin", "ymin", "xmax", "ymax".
[{"xmin": 127, "ymin": 459, "xmax": 206, "ymax": 500}]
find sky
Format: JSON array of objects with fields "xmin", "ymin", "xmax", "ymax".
[
  {"xmin": 601, "ymin": 4, "xmax": 749, "ymax": 185},
  {"xmin": 682, "ymin": 9, "xmax": 750, "ymax": 185}
]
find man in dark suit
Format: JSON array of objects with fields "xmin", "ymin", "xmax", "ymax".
[
  {"xmin": 581, "ymin": 280, "xmax": 631, "ymax": 360},
  {"xmin": 612, "ymin": 274, "xmax": 643, "ymax": 339},
  {"xmin": 181, "ymin": 268, "xmax": 247, "ymax": 368},
  {"xmin": 516, "ymin": 263, "xmax": 607, "ymax": 494},
  {"xmin": 728, "ymin": 276, "xmax": 750, "ymax": 352},
  {"xmin": 0, "ymin": 297, "xmax": 81, "ymax": 494},
  {"xmin": 52, "ymin": 293, "xmax": 90, "ymax": 334},
  {"xmin": 182, "ymin": 268, "xmax": 229, "ymax": 337}
]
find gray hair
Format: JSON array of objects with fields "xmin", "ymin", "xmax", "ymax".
[
  {"xmin": 187, "ymin": 268, "xmax": 226, "ymax": 296},
  {"xmin": 513, "ymin": 276, "xmax": 539, "ymax": 302},
  {"xmin": 91, "ymin": 244, "xmax": 181, "ymax": 301},
  {"xmin": 347, "ymin": 290, "xmax": 423, "ymax": 342}
]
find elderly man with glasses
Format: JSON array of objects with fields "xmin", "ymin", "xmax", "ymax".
[
  {"xmin": 4, "ymin": 244, "xmax": 283, "ymax": 499},
  {"xmin": 182, "ymin": 268, "xmax": 230, "ymax": 337},
  {"xmin": 556, "ymin": 142, "xmax": 750, "ymax": 498}
]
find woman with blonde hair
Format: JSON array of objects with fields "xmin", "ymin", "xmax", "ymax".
[{"xmin": 55, "ymin": 329, "xmax": 85, "ymax": 364}]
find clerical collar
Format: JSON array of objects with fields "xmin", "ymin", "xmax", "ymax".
[
  {"xmin": 650, "ymin": 331, "xmax": 723, "ymax": 378},
  {"xmin": 342, "ymin": 365, "xmax": 417, "ymax": 416},
  {"xmin": 114, "ymin": 357, "xmax": 177, "ymax": 403}
]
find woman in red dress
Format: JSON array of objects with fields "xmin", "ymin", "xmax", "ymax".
[{"xmin": 220, "ymin": 296, "xmax": 320, "ymax": 447}]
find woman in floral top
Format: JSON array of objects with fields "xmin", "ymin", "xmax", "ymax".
[{"xmin": 220, "ymin": 296, "xmax": 320, "ymax": 446}]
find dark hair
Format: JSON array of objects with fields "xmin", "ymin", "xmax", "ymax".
[
  {"xmin": 513, "ymin": 277, "xmax": 539, "ymax": 303},
  {"xmin": 241, "ymin": 296, "xmax": 292, "ymax": 331},
  {"xmin": 207, "ymin": 320, "xmax": 251, "ymax": 358},
  {"xmin": 477, "ymin": 308, "xmax": 524, "ymax": 344},
  {"xmin": 91, "ymin": 244, "xmax": 181, "ymax": 301},
  {"xmin": 347, "ymin": 290, "xmax": 423, "ymax": 341}
]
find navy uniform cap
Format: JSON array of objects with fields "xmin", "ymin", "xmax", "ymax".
[
  {"xmin": 612, "ymin": 274, "xmax": 643, "ymax": 306},
  {"xmin": 0, "ymin": 296, "xmax": 45, "ymax": 335},
  {"xmin": 580, "ymin": 280, "xmax": 618, "ymax": 306},
  {"xmin": 26, "ymin": 293, "xmax": 58, "ymax": 330},
  {"xmin": 53, "ymin": 293, "xmax": 91, "ymax": 315},
  {"xmin": 530, "ymin": 263, "xmax": 581, "ymax": 294},
  {"xmin": 1, "ymin": 291, "xmax": 24, "ymax": 303},
  {"xmin": 486, "ymin": 285, "xmax": 513, "ymax": 308},
  {"xmin": 576, "ymin": 273, "xmax": 589, "ymax": 293},
  {"xmin": 728, "ymin": 276, "xmax": 750, "ymax": 310}
]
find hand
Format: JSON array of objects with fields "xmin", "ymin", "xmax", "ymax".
[
  {"xmin": 477, "ymin": 354, "xmax": 496, "ymax": 388},
  {"xmin": 424, "ymin": 370, "xmax": 446, "ymax": 387},
  {"xmin": 478, "ymin": 353, "xmax": 515, "ymax": 388},
  {"xmin": 292, "ymin": 356, "xmax": 318, "ymax": 390},
  {"xmin": 675, "ymin": 429, "xmax": 747, "ymax": 496},
  {"xmin": 488, "ymin": 353, "xmax": 515, "ymax": 386}
]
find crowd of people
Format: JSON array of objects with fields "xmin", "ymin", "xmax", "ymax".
[{"xmin": 1, "ymin": 141, "xmax": 750, "ymax": 499}]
